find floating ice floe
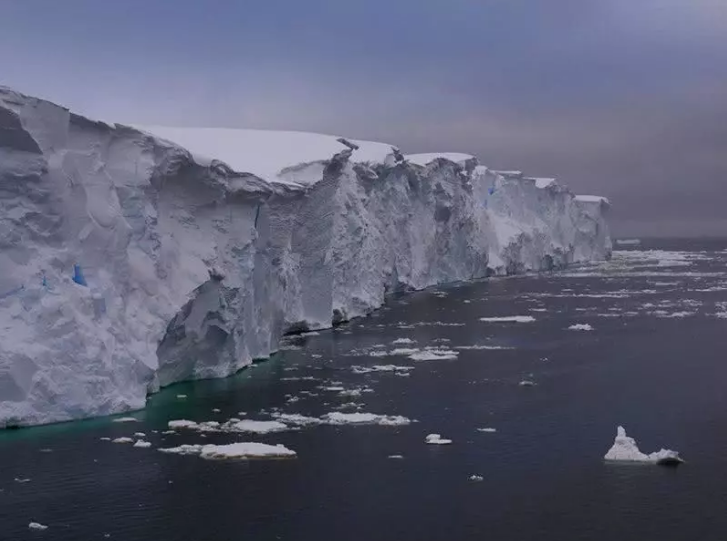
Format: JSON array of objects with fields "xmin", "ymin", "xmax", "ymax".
[
  {"xmin": 352, "ymin": 365, "xmax": 414, "ymax": 374},
  {"xmin": 454, "ymin": 345, "xmax": 511, "ymax": 350},
  {"xmin": 14, "ymin": 477, "xmax": 31, "ymax": 483},
  {"xmin": 324, "ymin": 412, "xmax": 412, "ymax": 426},
  {"xmin": 112, "ymin": 437, "xmax": 134, "ymax": 444},
  {"xmin": 408, "ymin": 349, "xmax": 459, "ymax": 361},
  {"xmin": 568, "ymin": 324, "xmax": 594, "ymax": 331},
  {"xmin": 519, "ymin": 380, "xmax": 536, "ymax": 387},
  {"xmin": 168, "ymin": 418, "xmax": 289, "ymax": 434},
  {"xmin": 392, "ymin": 338, "xmax": 416, "ymax": 345},
  {"xmin": 477, "ymin": 428, "xmax": 497, "ymax": 433},
  {"xmin": 389, "ymin": 348, "xmax": 420, "ymax": 356},
  {"xmin": 480, "ymin": 316, "xmax": 535, "ymax": 323},
  {"xmin": 159, "ymin": 442, "xmax": 297, "ymax": 460},
  {"xmin": 112, "ymin": 417, "xmax": 140, "ymax": 423},
  {"xmin": 133, "ymin": 440, "xmax": 152, "ymax": 448},
  {"xmin": 133, "ymin": 432, "xmax": 146, "ymax": 438},
  {"xmin": 604, "ymin": 426, "xmax": 683, "ymax": 466},
  {"xmin": 388, "ymin": 454, "xmax": 404, "ymax": 459},
  {"xmin": 469, "ymin": 475, "xmax": 484, "ymax": 482},
  {"xmin": 272, "ymin": 411, "xmax": 412, "ymax": 426},
  {"xmin": 425, "ymin": 433, "xmax": 452, "ymax": 445},
  {"xmin": 176, "ymin": 394, "xmax": 187, "ymax": 399},
  {"xmin": 28, "ymin": 522, "xmax": 48, "ymax": 531}
]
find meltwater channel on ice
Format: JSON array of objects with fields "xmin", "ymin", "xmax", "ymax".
[{"xmin": 0, "ymin": 86, "xmax": 611, "ymax": 427}]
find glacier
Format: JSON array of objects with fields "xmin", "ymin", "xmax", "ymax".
[{"xmin": 0, "ymin": 86, "xmax": 611, "ymax": 427}]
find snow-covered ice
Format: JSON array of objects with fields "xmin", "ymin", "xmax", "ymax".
[
  {"xmin": 480, "ymin": 316, "xmax": 536, "ymax": 323},
  {"xmin": 159, "ymin": 442, "xmax": 296, "ymax": 460},
  {"xmin": 226, "ymin": 420, "xmax": 289, "ymax": 434},
  {"xmin": 425, "ymin": 433, "xmax": 452, "ymax": 445},
  {"xmin": 133, "ymin": 440, "xmax": 152, "ymax": 448},
  {"xmin": 408, "ymin": 349, "xmax": 459, "ymax": 361},
  {"xmin": 469, "ymin": 475, "xmax": 484, "ymax": 482},
  {"xmin": 568, "ymin": 324, "xmax": 594, "ymax": 331},
  {"xmin": 604, "ymin": 426, "xmax": 683, "ymax": 465},
  {"xmin": 28, "ymin": 522, "xmax": 48, "ymax": 531},
  {"xmin": 323, "ymin": 412, "xmax": 412, "ymax": 426},
  {"xmin": 112, "ymin": 437, "xmax": 134, "ymax": 444},
  {"xmin": 0, "ymin": 85, "xmax": 611, "ymax": 427}
]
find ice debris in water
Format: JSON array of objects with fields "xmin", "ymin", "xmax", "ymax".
[
  {"xmin": 323, "ymin": 412, "xmax": 412, "ymax": 426},
  {"xmin": 28, "ymin": 522, "xmax": 48, "ymax": 531},
  {"xmin": 408, "ymin": 349, "xmax": 459, "ymax": 361},
  {"xmin": 112, "ymin": 417, "xmax": 140, "ymax": 423},
  {"xmin": 604, "ymin": 426, "xmax": 683, "ymax": 466},
  {"xmin": 133, "ymin": 440, "xmax": 152, "ymax": 448},
  {"xmin": 480, "ymin": 316, "xmax": 535, "ymax": 323},
  {"xmin": 133, "ymin": 432, "xmax": 146, "ymax": 438},
  {"xmin": 388, "ymin": 454, "xmax": 405, "ymax": 459},
  {"xmin": 159, "ymin": 442, "xmax": 296, "ymax": 460},
  {"xmin": 272, "ymin": 412, "xmax": 412, "ymax": 426},
  {"xmin": 568, "ymin": 323, "xmax": 594, "ymax": 331},
  {"xmin": 168, "ymin": 419, "xmax": 290, "ymax": 434},
  {"xmin": 351, "ymin": 365, "xmax": 414, "ymax": 374},
  {"xmin": 469, "ymin": 475, "xmax": 484, "ymax": 482},
  {"xmin": 392, "ymin": 338, "xmax": 415, "ymax": 345},
  {"xmin": 112, "ymin": 437, "xmax": 134, "ymax": 444},
  {"xmin": 519, "ymin": 380, "xmax": 536, "ymax": 387},
  {"xmin": 477, "ymin": 428, "xmax": 497, "ymax": 433},
  {"xmin": 425, "ymin": 434, "xmax": 452, "ymax": 445}
]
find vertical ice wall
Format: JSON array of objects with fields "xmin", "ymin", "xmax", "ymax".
[{"xmin": 0, "ymin": 87, "xmax": 611, "ymax": 426}]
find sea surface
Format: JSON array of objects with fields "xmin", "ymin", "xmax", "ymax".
[{"xmin": 1, "ymin": 238, "xmax": 726, "ymax": 541}]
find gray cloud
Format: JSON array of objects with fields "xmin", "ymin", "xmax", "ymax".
[{"xmin": 1, "ymin": 0, "xmax": 725, "ymax": 237}]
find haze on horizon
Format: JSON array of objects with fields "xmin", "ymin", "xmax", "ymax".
[{"xmin": 1, "ymin": 0, "xmax": 725, "ymax": 237}]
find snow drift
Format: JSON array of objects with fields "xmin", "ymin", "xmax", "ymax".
[{"xmin": 0, "ymin": 86, "xmax": 611, "ymax": 427}]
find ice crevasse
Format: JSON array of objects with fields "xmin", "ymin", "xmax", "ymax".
[{"xmin": 0, "ymin": 87, "xmax": 612, "ymax": 427}]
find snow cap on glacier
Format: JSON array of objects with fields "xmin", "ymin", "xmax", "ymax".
[{"xmin": 134, "ymin": 126, "xmax": 396, "ymax": 185}]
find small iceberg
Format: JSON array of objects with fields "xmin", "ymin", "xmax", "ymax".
[
  {"xmin": 568, "ymin": 323, "xmax": 594, "ymax": 331},
  {"xmin": 425, "ymin": 433, "xmax": 452, "ymax": 445},
  {"xmin": 28, "ymin": 522, "xmax": 48, "ymax": 531},
  {"xmin": 133, "ymin": 440, "xmax": 152, "ymax": 448},
  {"xmin": 604, "ymin": 426, "xmax": 683, "ymax": 466}
]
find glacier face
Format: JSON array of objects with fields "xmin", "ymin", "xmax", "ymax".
[{"xmin": 0, "ymin": 87, "xmax": 611, "ymax": 427}]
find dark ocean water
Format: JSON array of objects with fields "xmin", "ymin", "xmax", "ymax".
[{"xmin": 1, "ymin": 238, "xmax": 727, "ymax": 541}]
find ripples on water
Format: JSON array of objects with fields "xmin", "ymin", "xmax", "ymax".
[{"xmin": 1, "ymin": 238, "xmax": 727, "ymax": 541}]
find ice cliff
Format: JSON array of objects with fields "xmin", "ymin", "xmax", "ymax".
[{"xmin": 0, "ymin": 87, "xmax": 611, "ymax": 427}]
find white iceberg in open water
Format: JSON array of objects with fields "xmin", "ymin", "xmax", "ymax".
[
  {"xmin": 604, "ymin": 426, "xmax": 683, "ymax": 466},
  {"xmin": 425, "ymin": 433, "xmax": 452, "ymax": 445},
  {"xmin": 0, "ymin": 86, "xmax": 611, "ymax": 427}
]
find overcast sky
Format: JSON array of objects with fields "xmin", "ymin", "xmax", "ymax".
[{"xmin": 2, "ymin": 0, "xmax": 725, "ymax": 236}]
